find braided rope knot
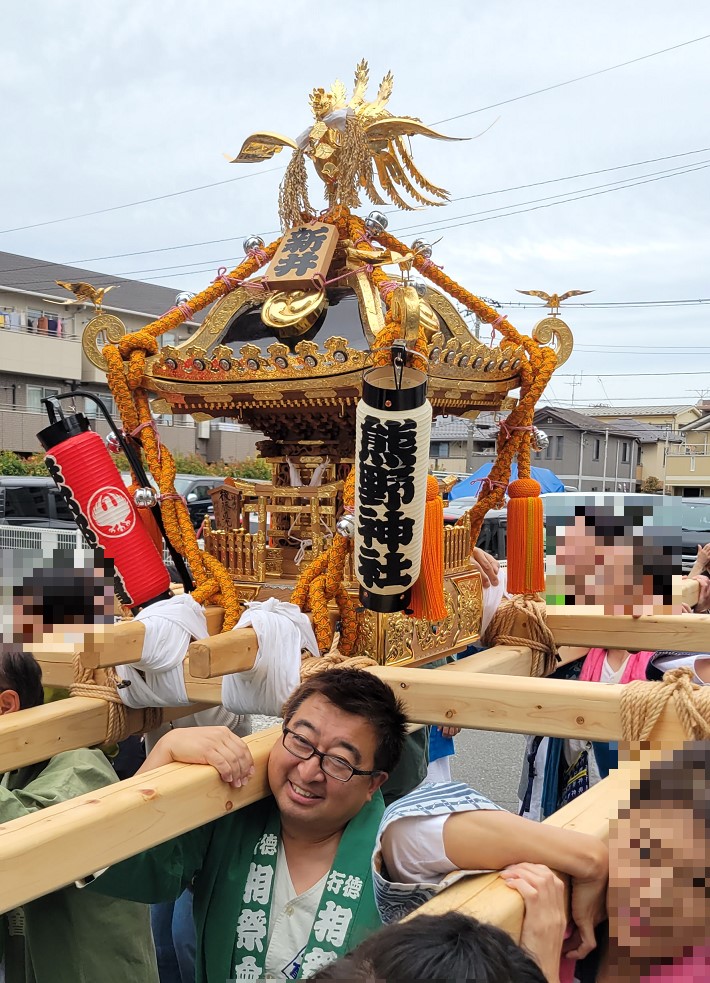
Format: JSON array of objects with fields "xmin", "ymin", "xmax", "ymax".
[
  {"xmin": 482, "ymin": 594, "xmax": 558, "ymax": 677},
  {"xmin": 620, "ymin": 666, "xmax": 710, "ymax": 741},
  {"xmin": 117, "ymin": 331, "xmax": 159, "ymax": 358},
  {"xmin": 70, "ymin": 654, "xmax": 162, "ymax": 744}
]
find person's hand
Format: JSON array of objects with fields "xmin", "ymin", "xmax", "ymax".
[
  {"xmin": 470, "ymin": 547, "xmax": 500, "ymax": 588},
  {"xmin": 437, "ymin": 725, "xmax": 461, "ymax": 739},
  {"xmin": 688, "ymin": 543, "xmax": 710, "ymax": 579},
  {"xmin": 565, "ymin": 868, "xmax": 608, "ymax": 960},
  {"xmin": 690, "ymin": 573, "xmax": 710, "ymax": 614},
  {"xmin": 140, "ymin": 726, "xmax": 255, "ymax": 789},
  {"xmin": 500, "ymin": 863, "xmax": 566, "ymax": 983}
]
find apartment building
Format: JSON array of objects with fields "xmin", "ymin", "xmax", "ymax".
[{"xmin": 0, "ymin": 250, "xmax": 260, "ymax": 464}]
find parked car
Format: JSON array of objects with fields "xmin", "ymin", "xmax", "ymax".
[
  {"xmin": 121, "ymin": 472, "xmax": 225, "ymax": 531},
  {"xmin": 0, "ymin": 476, "xmax": 76, "ymax": 529},
  {"xmin": 680, "ymin": 498, "xmax": 710, "ymax": 573},
  {"xmin": 443, "ymin": 497, "xmax": 508, "ymax": 560},
  {"xmin": 443, "ymin": 496, "xmax": 479, "ymax": 524}
]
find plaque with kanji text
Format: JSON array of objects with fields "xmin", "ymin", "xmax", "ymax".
[{"xmin": 265, "ymin": 223, "xmax": 339, "ymax": 292}]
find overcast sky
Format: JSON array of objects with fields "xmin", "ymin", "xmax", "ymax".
[{"xmin": 2, "ymin": 1, "xmax": 709, "ymax": 409}]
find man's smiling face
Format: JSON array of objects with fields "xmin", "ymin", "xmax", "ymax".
[{"xmin": 267, "ymin": 693, "xmax": 386, "ymax": 839}]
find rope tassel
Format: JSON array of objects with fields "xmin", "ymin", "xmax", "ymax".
[
  {"xmin": 410, "ymin": 476, "xmax": 447, "ymax": 622},
  {"xmin": 506, "ymin": 478, "xmax": 545, "ymax": 595}
]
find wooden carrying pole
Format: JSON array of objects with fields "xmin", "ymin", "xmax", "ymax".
[
  {"xmin": 0, "ymin": 727, "xmax": 280, "ymax": 913},
  {"xmin": 0, "ymin": 724, "xmax": 673, "ymax": 916},
  {"xmin": 11, "ymin": 640, "xmax": 702, "ymax": 775},
  {"xmin": 0, "ymin": 700, "xmax": 210, "ymax": 774},
  {"xmin": 7, "ymin": 641, "xmax": 585, "ymax": 775},
  {"xmin": 55, "ymin": 574, "xmax": 706, "ymax": 680},
  {"xmin": 372, "ymin": 667, "xmax": 693, "ymax": 742}
]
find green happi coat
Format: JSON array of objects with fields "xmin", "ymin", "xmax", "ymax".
[
  {"xmin": 0, "ymin": 749, "xmax": 158, "ymax": 983},
  {"xmin": 90, "ymin": 792, "xmax": 385, "ymax": 982}
]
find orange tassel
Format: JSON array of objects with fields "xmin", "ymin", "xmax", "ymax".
[
  {"xmin": 506, "ymin": 477, "xmax": 545, "ymax": 594},
  {"xmin": 410, "ymin": 475, "xmax": 448, "ymax": 621}
]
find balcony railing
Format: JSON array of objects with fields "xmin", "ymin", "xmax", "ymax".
[
  {"xmin": 666, "ymin": 446, "xmax": 710, "ymax": 457},
  {"xmin": 0, "ymin": 313, "xmax": 79, "ymax": 341}
]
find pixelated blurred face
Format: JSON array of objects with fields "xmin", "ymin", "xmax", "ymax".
[
  {"xmin": 609, "ymin": 806, "xmax": 709, "ymax": 960},
  {"xmin": 556, "ymin": 516, "xmax": 663, "ymax": 616}
]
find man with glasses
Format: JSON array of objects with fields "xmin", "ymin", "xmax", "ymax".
[
  {"xmin": 87, "ymin": 667, "xmax": 608, "ymax": 982},
  {"xmin": 87, "ymin": 669, "xmax": 403, "ymax": 981}
]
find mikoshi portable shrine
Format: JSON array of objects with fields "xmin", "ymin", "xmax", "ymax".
[{"xmin": 2, "ymin": 61, "xmax": 709, "ymax": 943}]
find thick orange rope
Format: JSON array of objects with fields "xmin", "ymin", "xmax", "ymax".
[
  {"xmin": 370, "ymin": 226, "xmax": 557, "ymax": 546},
  {"xmin": 291, "ymin": 471, "xmax": 358, "ymax": 655},
  {"xmin": 103, "ymin": 240, "xmax": 281, "ymax": 630}
]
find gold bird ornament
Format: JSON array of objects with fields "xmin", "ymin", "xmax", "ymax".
[
  {"xmin": 226, "ymin": 59, "xmax": 471, "ymax": 227},
  {"xmin": 55, "ymin": 281, "xmax": 118, "ymax": 309},
  {"xmin": 516, "ymin": 289, "xmax": 594, "ymax": 312}
]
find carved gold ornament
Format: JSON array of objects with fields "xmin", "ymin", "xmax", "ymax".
[
  {"xmin": 81, "ymin": 312, "xmax": 127, "ymax": 371},
  {"xmin": 56, "ymin": 280, "xmax": 118, "ymax": 310},
  {"xmin": 390, "ymin": 284, "xmax": 423, "ymax": 346},
  {"xmin": 516, "ymin": 288, "xmax": 593, "ymax": 314},
  {"xmin": 226, "ymin": 60, "xmax": 471, "ymax": 226},
  {"xmin": 261, "ymin": 287, "xmax": 328, "ymax": 337},
  {"xmin": 531, "ymin": 316, "xmax": 574, "ymax": 369}
]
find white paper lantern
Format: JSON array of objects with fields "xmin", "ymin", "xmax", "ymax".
[{"xmin": 355, "ymin": 365, "xmax": 432, "ymax": 612}]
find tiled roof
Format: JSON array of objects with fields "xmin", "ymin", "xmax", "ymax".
[
  {"xmin": 535, "ymin": 406, "xmax": 677, "ymax": 442},
  {"xmin": 0, "ymin": 249, "xmax": 204, "ymax": 322},
  {"xmin": 431, "ymin": 414, "xmax": 499, "ymax": 441},
  {"xmin": 573, "ymin": 404, "xmax": 694, "ymax": 416}
]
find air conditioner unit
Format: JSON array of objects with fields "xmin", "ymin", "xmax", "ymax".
[{"xmin": 197, "ymin": 421, "xmax": 211, "ymax": 440}]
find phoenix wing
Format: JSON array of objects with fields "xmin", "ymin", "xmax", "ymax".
[{"xmin": 225, "ymin": 132, "xmax": 299, "ymax": 164}]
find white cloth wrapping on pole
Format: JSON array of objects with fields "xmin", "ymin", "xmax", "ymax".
[
  {"xmin": 117, "ymin": 594, "xmax": 208, "ymax": 708},
  {"xmin": 481, "ymin": 566, "xmax": 509, "ymax": 638},
  {"xmin": 221, "ymin": 598, "xmax": 319, "ymax": 716}
]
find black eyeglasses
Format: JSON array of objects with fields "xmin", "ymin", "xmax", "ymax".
[{"xmin": 281, "ymin": 727, "xmax": 381, "ymax": 783}]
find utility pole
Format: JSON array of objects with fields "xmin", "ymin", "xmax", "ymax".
[{"xmin": 566, "ymin": 371, "xmax": 583, "ymax": 406}]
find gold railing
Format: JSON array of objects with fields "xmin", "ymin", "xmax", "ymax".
[{"xmin": 444, "ymin": 517, "xmax": 471, "ymax": 571}]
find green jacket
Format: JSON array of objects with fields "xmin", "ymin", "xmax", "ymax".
[
  {"xmin": 0, "ymin": 749, "xmax": 158, "ymax": 983},
  {"xmin": 91, "ymin": 796, "xmax": 384, "ymax": 983}
]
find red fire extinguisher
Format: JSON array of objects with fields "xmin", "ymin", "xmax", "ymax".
[{"xmin": 38, "ymin": 399, "xmax": 172, "ymax": 609}]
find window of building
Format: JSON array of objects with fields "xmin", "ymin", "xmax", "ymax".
[
  {"xmin": 555, "ymin": 436, "xmax": 564, "ymax": 460},
  {"xmin": 430, "ymin": 442, "xmax": 449, "ymax": 458},
  {"xmin": 621, "ymin": 441, "xmax": 629, "ymax": 463},
  {"xmin": 26, "ymin": 385, "xmax": 60, "ymax": 413},
  {"xmin": 592, "ymin": 438, "xmax": 601, "ymax": 461},
  {"xmin": 545, "ymin": 439, "xmax": 553, "ymax": 460},
  {"xmin": 84, "ymin": 393, "xmax": 116, "ymax": 419}
]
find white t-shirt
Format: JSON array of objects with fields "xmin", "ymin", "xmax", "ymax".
[
  {"xmin": 263, "ymin": 845, "xmax": 327, "ymax": 981},
  {"xmin": 373, "ymin": 782, "xmax": 501, "ymax": 923}
]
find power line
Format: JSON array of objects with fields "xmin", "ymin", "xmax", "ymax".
[
  {"xmin": 13, "ymin": 159, "xmax": 710, "ymax": 290},
  {"xmin": 5, "ymin": 147, "xmax": 710, "ymax": 280},
  {"xmin": 430, "ymin": 33, "xmax": 710, "ymax": 125},
  {"xmin": 3, "ymin": 147, "xmax": 707, "ymax": 277},
  {"xmin": 0, "ymin": 32, "xmax": 707, "ymax": 242},
  {"xmin": 0, "ymin": 166, "xmax": 284, "ymax": 236},
  {"xmin": 389, "ymin": 161, "xmax": 710, "ymax": 238},
  {"xmin": 556, "ymin": 371, "xmax": 710, "ymax": 377},
  {"xmin": 385, "ymin": 147, "xmax": 710, "ymax": 215},
  {"xmin": 390, "ymin": 159, "xmax": 710, "ymax": 237}
]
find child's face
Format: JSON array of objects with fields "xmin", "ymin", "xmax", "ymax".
[{"xmin": 608, "ymin": 805, "xmax": 709, "ymax": 961}]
